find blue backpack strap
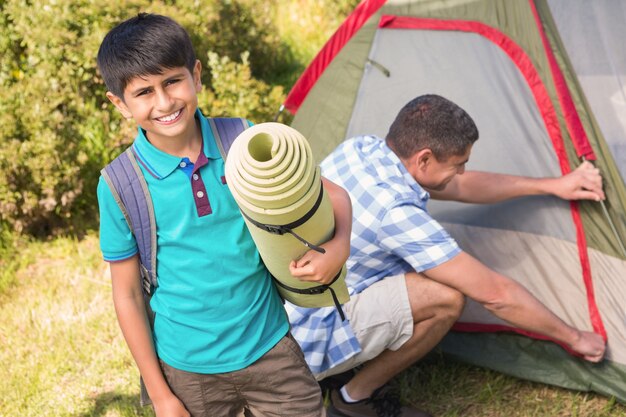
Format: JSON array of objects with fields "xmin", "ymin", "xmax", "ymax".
[
  {"xmin": 208, "ymin": 117, "xmax": 249, "ymax": 160},
  {"xmin": 100, "ymin": 147, "xmax": 157, "ymax": 295},
  {"xmin": 101, "ymin": 147, "xmax": 157, "ymax": 407}
]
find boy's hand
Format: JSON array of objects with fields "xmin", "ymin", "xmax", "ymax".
[
  {"xmin": 152, "ymin": 394, "xmax": 190, "ymax": 417},
  {"xmin": 289, "ymin": 238, "xmax": 348, "ymax": 285},
  {"xmin": 291, "ymin": 177, "xmax": 351, "ymax": 285},
  {"xmin": 553, "ymin": 161, "xmax": 605, "ymax": 201}
]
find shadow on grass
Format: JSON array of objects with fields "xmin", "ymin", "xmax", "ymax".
[{"xmin": 76, "ymin": 391, "xmax": 154, "ymax": 417}]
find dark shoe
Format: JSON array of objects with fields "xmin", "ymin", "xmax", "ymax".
[
  {"xmin": 319, "ymin": 369, "xmax": 356, "ymax": 393},
  {"xmin": 328, "ymin": 388, "xmax": 433, "ymax": 417}
]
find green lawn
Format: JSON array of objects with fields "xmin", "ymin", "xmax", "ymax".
[{"xmin": 1, "ymin": 235, "xmax": 625, "ymax": 417}]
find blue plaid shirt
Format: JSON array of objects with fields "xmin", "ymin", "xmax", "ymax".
[{"xmin": 285, "ymin": 135, "xmax": 461, "ymax": 374}]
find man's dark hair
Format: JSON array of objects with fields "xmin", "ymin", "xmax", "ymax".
[
  {"xmin": 97, "ymin": 13, "xmax": 197, "ymax": 99},
  {"xmin": 385, "ymin": 94, "xmax": 479, "ymax": 161}
]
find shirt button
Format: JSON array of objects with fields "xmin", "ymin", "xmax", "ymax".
[
  {"xmin": 179, "ymin": 161, "xmax": 187, "ymax": 168},
  {"xmin": 196, "ymin": 191, "xmax": 204, "ymax": 198},
  {"xmin": 193, "ymin": 173, "xmax": 199, "ymax": 181}
]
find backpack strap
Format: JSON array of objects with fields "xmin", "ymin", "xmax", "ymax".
[
  {"xmin": 100, "ymin": 118, "xmax": 249, "ymax": 297},
  {"xmin": 101, "ymin": 147, "xmax": 157, "ymax": 295},
  {"xmin": 208, "ymin": 117, "xmax": 249, "ymax": 160}
]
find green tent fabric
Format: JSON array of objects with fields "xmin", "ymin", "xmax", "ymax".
[
  {"xmin": 225, "ymin": 122, "xmax": 349, "ymax": 308},
  {"xmin": 283, "ymin": 0, "xmax": 626, "ymax": 402}
]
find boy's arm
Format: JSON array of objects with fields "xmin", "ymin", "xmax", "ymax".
[
  {"xmin": 289, "ymin": 177, "xmax": 352, "ymax": 285},
  {"xmin": 109, "ymin": 256, "xmax": 190, "ymax": 417},
  {"xmin": 430, "ymin": 161, "xmax": 604, "ymax": 203},
  {"xmin": 424, "ymin": 251, "xmax": 606, "ymax": 362}
]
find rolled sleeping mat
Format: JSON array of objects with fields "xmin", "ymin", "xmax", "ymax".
[{"xmin": 225, "ymin": 122, "xmax": 349, "ymax": 313}]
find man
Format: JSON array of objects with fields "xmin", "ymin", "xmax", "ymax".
[{"xmin": 287, "ymin": 94, "xmax": 606, "ymax": 417}]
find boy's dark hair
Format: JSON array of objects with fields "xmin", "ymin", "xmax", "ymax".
[
  {"xmin": 385, "ymin": 94, "xmax": 479, "ymax": 161},
  {"xmin": 97, "ymin": 13, "xmax": 197, "ymax": 99}
]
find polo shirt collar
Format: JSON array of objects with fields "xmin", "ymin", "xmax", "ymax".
[{"xmin": 131, "ymin": 109, "xmax": 221, "ymax": 179}]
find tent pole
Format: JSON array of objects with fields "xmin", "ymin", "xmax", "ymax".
[
  {"xmin": 273, "ymin": 104, "xmax": 285, "ymax": 122},
  {"xmin": 598, "ymin": 200, "xmax": 626, "ymax": 258},
  {"xmin": 582, "ymin": 158, "xmax": 626, "ymax": 258}
]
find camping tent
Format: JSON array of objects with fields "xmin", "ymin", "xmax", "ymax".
[{"xmin": 284, "ymin": 0, "xmax": 626, "ymax": 402}]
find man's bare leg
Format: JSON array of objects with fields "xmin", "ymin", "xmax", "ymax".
[{"xmin": 344, "ymin": 272, "xmax": 464, "ymax": 400}]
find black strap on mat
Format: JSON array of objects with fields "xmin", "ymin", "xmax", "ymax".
[
  {"xmin": 239, "ymin": 183, "xmax": 327, "ymax": 254},
  {"xmin": 273, "ymin": 270, "xmax": 346, "ymax": 321},
  {"xmin": 237, "ymin": 182, "xmax": 346, "ymax": 320}
]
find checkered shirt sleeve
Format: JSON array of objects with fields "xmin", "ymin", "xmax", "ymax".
[{"xmin": 378, "ymin": 201, "xmax": 461, "ymax": 274}]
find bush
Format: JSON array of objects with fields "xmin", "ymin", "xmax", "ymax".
[
  {"xmin": 0, "ymin": 0, "xmax": 141, "ymax": 236},
  {"xmin": 0, "ymin": 0, "xmax": 308, "ymax": 237},
  {"xmin": 199, "ymin": 51, "xmax": 285, "ymax": 122}
]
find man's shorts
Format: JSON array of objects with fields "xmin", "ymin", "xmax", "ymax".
[{"xmin": 315, "ymin": 273, "xmax": 414, "ymax": 380}]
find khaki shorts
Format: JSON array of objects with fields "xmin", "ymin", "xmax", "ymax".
[
  {"xmin": 315, "ymin": 274, "xmax": 413, "ymax": 380},
  {"xmin": 160, "ymin": 333, "xmax": 325, "ymax": 417}
]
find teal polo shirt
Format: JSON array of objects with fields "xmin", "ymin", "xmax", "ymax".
[{"xmin": 97, "ymin": 110, "xmax": 288, "ymax": 373}]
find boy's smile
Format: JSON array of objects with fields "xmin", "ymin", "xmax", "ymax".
[
  {"xmin": 107, "ymin": 60, "xmax": 203, "ymax": 154},
  {"xmin": 154, "ymin": 109, "xmax": 183, "ymax": 124}
]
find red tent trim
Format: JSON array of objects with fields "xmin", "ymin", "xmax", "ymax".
[
  {"xmin": 380, "ymin": 14, "xmax": 607, "ymax": 341},
  {"xmin": 528, "ymin": 0, "xmax": 606, "ymax": 339},
  {"xmin": 452, "ymin": 323, "xmax": 581, "ymax": 358},
  {"xmin": 379, "ymin": 15, "xmax": 570, "ymax": 173},
  {"xmin": 529, "ymin": 0, "xmax": 596, "ymax": 161},
  {"xmin": 283, "ymin": 0, "xmax": 387, "ymax": 114}
]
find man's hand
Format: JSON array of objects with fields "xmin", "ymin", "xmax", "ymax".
[
  {"xmin": 553, "ymin": 161, "xmax": 605, "ymax": 201},
  {"xmin": 569, "ymin": 330, "xmax": 606, "ymax": 363}
]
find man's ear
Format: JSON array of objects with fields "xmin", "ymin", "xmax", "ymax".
[
  {"xmin": 192, "ymin": 59, "xmax": 202, "ymax": 92},
  {"xmin": 413, "ymin": 148, "xmax": 434, "ymax": 171},
  {"xmin": 106, "ymin": 91, "xmax": 132, "ymax": 119}
]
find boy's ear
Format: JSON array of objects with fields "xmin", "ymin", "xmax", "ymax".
[
  {"xmin": 106, "ymin": 91, "xmax": 132, "ymax": 119},
  {"xmin": 193, "ymin": 59, "xmax": 202, "ymax": 92}
]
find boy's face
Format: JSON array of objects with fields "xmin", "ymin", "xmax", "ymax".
[{"xmin": 106, "ymin": 60, "xmax": 202, "ymax": 147}]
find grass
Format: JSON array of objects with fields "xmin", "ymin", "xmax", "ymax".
[
  {"xmin": 0, "ymin": 229, "xmax": 32, "ymax": 294},
  {"xmin": 396, "ymin": 352, "xmax": 626, "ymax": 417},
  {"xmin": 1, "ymin": 235, "xmax": 625, "ymax": 417},
  {"xmin": 0, "ymin": 234, "xmax": 154, "ymax": 417}
]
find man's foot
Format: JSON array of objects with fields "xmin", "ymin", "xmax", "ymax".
[
  {"xmin": 319, "ymin": 369, "xmax": 356, "ymax": 393},
  {"xmin": 328, "ymin": 387, "xmax": 433, "ymax": 417}
]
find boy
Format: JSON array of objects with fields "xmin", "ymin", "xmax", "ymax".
[{"xmin": 96, "ymin": 13, "xmax": 351, "ymax": 417}]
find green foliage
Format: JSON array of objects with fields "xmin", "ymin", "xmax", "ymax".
[
  {"xmin": 0, "ymin": 0, "xmax": 142, "ymax": 236},
  {"xmin": 198, "ymin": 51, "xmax": 284, "ymax": 122},
  {"xmin": 204, "ymin": 1, "xmax": 300, "ymax": 87}
]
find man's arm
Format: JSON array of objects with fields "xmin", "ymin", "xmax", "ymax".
[
  {"xmin": 289, "ymin": 177, "xmax": 352, "ymax": 284},
  {"xmin": 424, "ymin": 251, "xmax": 606, "ymax": 362},
  {"xmin": 109, "ymin": 256, "xmax": 190, "ymax": 417},
  {"xmin": 430, "ymin": 161, "xmax": 605, "ymax": 203}
]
